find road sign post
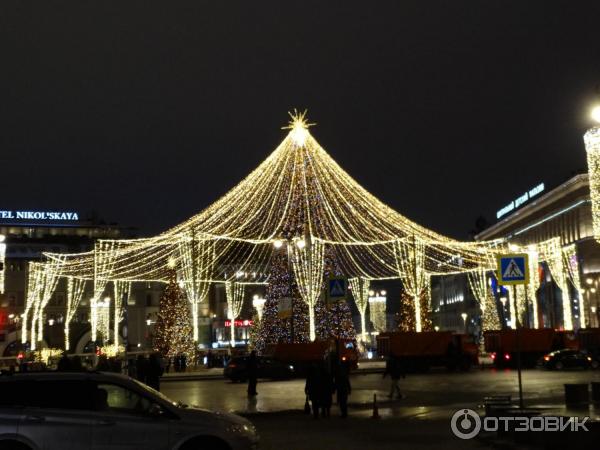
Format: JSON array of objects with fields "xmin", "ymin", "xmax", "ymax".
[{"xmin": 496, "ymin": 253, "xmax": 529, "ymax": 410}]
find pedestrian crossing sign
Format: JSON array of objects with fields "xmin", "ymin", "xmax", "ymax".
[
  {"xmin": 327, "ymin": 277, "xmax": 347, "ymax": 304},
  {"xmin": 497, "ymin": 253, "xmax": 529, "ymax": 285}
]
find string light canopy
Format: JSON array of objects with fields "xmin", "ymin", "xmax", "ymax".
[{"xmin": 35, "ymin": 111, "xmax": 511, "ymax": 342}]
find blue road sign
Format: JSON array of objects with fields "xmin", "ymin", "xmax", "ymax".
[
  {"xmin": 497, "ymin": 253, "xmax": 529, "ymax": 285},
  {"xmin": 328, "ymin": 277, "xmax": 347, "ymax": 301}
]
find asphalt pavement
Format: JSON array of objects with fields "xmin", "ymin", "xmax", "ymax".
[
  {"xmin": 161, "ymin": 368, "xmax": 600, "ymax": 449},
  {"xmin": 162, "ymin": 367, "xmax": 600, "ymax": 416}
]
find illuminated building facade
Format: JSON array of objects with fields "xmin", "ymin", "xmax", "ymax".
[{"xmin": 475, "ymin": 173, "xmax": 600, "ymax": 329}]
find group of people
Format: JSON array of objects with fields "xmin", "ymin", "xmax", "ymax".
[{"xmin": 304, "ymin": 361, "xmax": 352, "ymax": 419}]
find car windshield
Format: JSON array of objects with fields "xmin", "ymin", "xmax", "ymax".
[{"xmin": 129, "ymin": 378, "xmax": 179, "ymax": 407}]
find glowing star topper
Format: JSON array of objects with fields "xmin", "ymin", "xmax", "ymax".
[
  {"xmin": 283, "ymin": 109, "xmax": 315, "ymax": 147},
  {"xmin": 592, "ymin": 105, "xmax": 600, "ymax": 124}
]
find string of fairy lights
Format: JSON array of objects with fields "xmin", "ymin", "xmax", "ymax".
[{"xmin": 19, "ymin": 111, "xmax": 600, "ymax": 350}]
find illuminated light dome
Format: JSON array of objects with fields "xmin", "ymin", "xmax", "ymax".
[{"xmin": 39, "ymin": 111, "xmax": 508, "ymax": 339}]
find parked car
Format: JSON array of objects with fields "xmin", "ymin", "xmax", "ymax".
[
  {"xmin": 0, "ymin": 371, "xmax": 259, "ymax": 450},
  {"xmin": 538, "ymin": 349, "xmax": 595, "ymax": 370},
  {"xmin": 224, "ymin": 356, "xmax": 295, "ymax": 382}
]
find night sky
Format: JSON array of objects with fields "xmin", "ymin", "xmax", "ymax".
[{"xmin": 2, "ymin": 1, "xmax": 600, "ymax": 239}]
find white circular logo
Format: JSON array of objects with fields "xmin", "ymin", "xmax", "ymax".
[{"xmin": 450, "ymin": 408, "xmax": 481, "ymax": 439}]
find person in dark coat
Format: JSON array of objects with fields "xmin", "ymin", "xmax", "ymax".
[
  {"xmin": 305, "ymin": 363, "xmax": 322, "ymax": 419},
  {"xmin": 146, "ymin": 353, "xmax": 164, "ymax": 391},
  {"xmin": 383, "ymin": 356, "xmax": 404, "ymax": 399},
  {"xmin": 319, "ymin": 365, "xmax": 334, "ymax": 418},
  {"xmin": 136, "ymin": 355, "xmax": 147, "ymax": 384},
  {"xmin": 247, "ymin": 350, "xmax": 259, "ymax": 396},
  {"xmin": 57, "ymin": 352, "xmax": 71, "ymax": 371},
  {"xmin": 334, "ymin": 362, "xmax": 352, "ymax": 418}
]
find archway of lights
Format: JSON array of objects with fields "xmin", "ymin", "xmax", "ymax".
[{"xmin": 23, "ymin": 111, "xmax": 592, "ymax": 351}]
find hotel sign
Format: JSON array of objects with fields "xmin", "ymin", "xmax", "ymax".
[
  {"xmin": 0, "ymin": 210, "xmax": 80, "ymax": 221},
  {"xmin": 496, "ymin": 183, "xmax": 544, "ymax": 219}
]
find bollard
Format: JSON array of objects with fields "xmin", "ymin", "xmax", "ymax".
[
  {"xmin": 564, "ymin": 384, "xmax": 589, "ymax": 406},
  {"xmin": 371, "ymin": 393, "xmax": 380, "ymax": 419}
]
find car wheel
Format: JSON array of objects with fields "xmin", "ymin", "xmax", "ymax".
[
  {"xmin": 180, "ymin": 436, "xmax": 231, "ymax": 450},
  {"xmin": 591, "ymin": 360, "xmax": 600, "ymax": 370},
  {"xmin": 554, "ymin": 361, "xmax": 564, "ymax": 370}
]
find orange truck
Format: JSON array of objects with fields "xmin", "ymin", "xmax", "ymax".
[
  {"xmin": 376, "ymin": 331, "xmax": 479, "ymax": 371},
  {"xmin": 483, "ymin": 329, "xmax": 579, "ymax": 367},
  {"xmin": 266, "ymin": 339, "xmax": 359, "ymax": 375}
]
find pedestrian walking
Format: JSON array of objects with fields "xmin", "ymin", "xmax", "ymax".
[
  {"xmin": 334, "ymin": 362, "xmax": 352, "ymax": 418},
  {"xmin": 136, "ymin": 354, "xmax": 147, "ymax": 384},
  {"xmin": 146, "ymin": 353, "xmax": 164, "ymax": 391},
  {"xmin": 247, "ymin": 350, "xmax": 258, "ymax": 397},
  {"xmin": 305, "ymin": 363, "xmax": 322, "ymax": 419},
  {"xmin": 383, "ymin": 356, "xmax": 404, "ymax": 399}
]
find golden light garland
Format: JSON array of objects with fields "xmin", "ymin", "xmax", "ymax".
[
  {"xmin": 65, "ymin": 277, "xmax": 86, "ymax": 350},
  {"xmin": 113, "ymin": 280, "xmax": 131, "ymax": 344},
  {"xmin": 178, "ymin": 233, "xmax": 215, "ymax": 342},
  {"xmin": 22, "ymin": 263, "xmax": 43, "ymax": 345},
  {"xmin": 393, "ymin": 237, "xmax": 427, "ymax": 332},
  {"xmin": 527, "ymin": 248, "xmax": 540, "ymax": 329},
  {"xmin": 538, "ymin": 238, "xmax": 573, "ymax": 330},
  {"xmin": 291, "ymin": 237, "xmax": 325, "ymax": 341},
  {"xmin": 349, "ymin": 277, "xmax": 371, "ymax": 343},
  {"xmin": 30, "ymin": 258, "xmax": 63, "ymax": 350},
  {"xmin": 225, "ymin": 281, "xmax": 245, "ymax": 346},
  {"xmin": 91, "ymin": 296, "xmax": 111, "ymax": 344},
  {"xmin": 27, "ymin": 113, "xmax": 528, "ymax": 349},
  {"xmin": 584, "ymin": 126, "xmax": 600, "ymax": 241},
  {"xmin": 563, "ymin": 244, "xmax": 584, "ymax": 327},
  {"xmin": 368, "ymin": 294, "xmax": 387, "ymax": 333}
]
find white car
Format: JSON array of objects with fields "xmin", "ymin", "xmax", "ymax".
[{"xmin": 0, "ymin": 371, "xmax": 259, "ymax": 450}]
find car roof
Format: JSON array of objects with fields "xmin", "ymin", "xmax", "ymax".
[{"xmin": 0, "ymin": 371, "xmax": 132, "ymax": 383}]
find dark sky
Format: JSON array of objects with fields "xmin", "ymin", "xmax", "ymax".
[{"xmin": 2, "ymin": 1, "xmax": 600, "ymax": 239}]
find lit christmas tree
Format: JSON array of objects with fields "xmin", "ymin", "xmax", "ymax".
[
  {"xmin": 419, "ymin": 292, "xmax": 433, "ymax": 331},
  {"xmin": 395, "ymin": 292, "xmax": 416, "ymax": 331},
  {"xmin": 396, "ymin": 291, "xmax": 432, "ymax": 332},
  {"xmin": 254, "ymin": 249, "xmax": 309, "ymax": 353},
  {"xmin": 153, "ymin": 270, "xmax": 196, "ymax": 358}
]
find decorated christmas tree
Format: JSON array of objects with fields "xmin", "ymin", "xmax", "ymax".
[
  {"xmin": 395, "ymin": 292, "xmax": 416, "ymax": 331},
  {"xmin": 395, "ymin": 291, "xmax": 432, "ymax": 332},
  {"xmin": 419, "ymin": 292, "xmax": 433, "ymax": 331},
  {"xmin": 254, "ymin": 249, "xmax": 309, "ymax": 353},
  {"xmin": 153, "ymin": 270, "xmax": 196, "ymax": 358}
]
